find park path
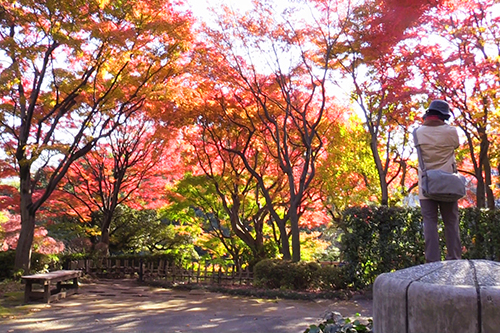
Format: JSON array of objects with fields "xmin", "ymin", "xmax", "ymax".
[{"xmin": 1, "ymin": 279, "xmax": 372, "ymax": 333}]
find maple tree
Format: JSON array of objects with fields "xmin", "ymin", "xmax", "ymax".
[
  {"xmin": 0, "ymin": 0, "xmax": 193, "ymax": 271},
  {"xmin": 0, "ymin": 210, "xmax": 64, "ymax": 254},
  {"xmin": 94, "ymin": 206, "xmax": 195, "ymax": 255},
  {"xmin": 317, "ymin": 116, "xmax": 380, "ymax": 211},
  {"xmin": 188, "ymin": 0, "xmax": 350, "ymax": 262},
  {"xmin": 413, "ymin": 0, "xmax": 500, "ymax": 208},
  {"xmin": 51, "ymin": 117, "xmax": 174, "ymax": 254},
  {"xmin": 182, "ymin": 112, "xmax": 288, "ymax": 265},
  {"xmin": 2, "ymin": 0, "xmax": 499, "ymax": 274},
  {"xmin": 320, "ymin": 0, "xmax": 429, "ymax": 206},
  {"xmin": 345, "ymin": 0, "xmax": 445, "ymax": 60},
  {"xmin": 163, "ymin": 173, "xmax": 274, "ymax": 268}
]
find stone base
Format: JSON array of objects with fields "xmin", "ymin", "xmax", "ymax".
[{"xmin": 373, "ymin": 260, "xmax": 500, "ymax": 333}]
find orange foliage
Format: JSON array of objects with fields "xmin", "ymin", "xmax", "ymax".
[{"xmin": 0, "ymin": 211, "xmax": 64, "ymax": 254}]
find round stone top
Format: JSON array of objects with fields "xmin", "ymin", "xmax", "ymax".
[
  {"xmin": 385, "ymin": 259, "xmax": 500, "ymax": 287},
  {"xmin": 374, "ymin": 260, "xmax": 500, "ymax": 333}
]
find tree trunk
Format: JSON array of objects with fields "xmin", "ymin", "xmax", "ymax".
[
  {"xmin": 14, "ymin": 210, "xmax": 35, "ymax": 273},
  {"xmin": 14, "ymin": 164, "xmax": 36, "ymax": 273},
  {"xmin": 96, "ymin": 211, "xmax": 113, "ymax": 255},
  {"xmin": 276, "ymin": 218, "xmax": 291, "ymax": 260},
  {"xmin": 479, "ymin": 132, "xmax": 495, "ymax": 209},
  {"xmin": 370, "ymin": 136, "xmax": 389, "ymax": 206},
  {"xmin": 484, "ymin": 159, "xmax": 495, "ymax": 209},
  {"xmin": 98, "ymin": 228, "xmax": 110, "ymax": 247},
  {"xmin": 463, "ymin": 126, "xmax": 494, "ymax": 209},
  {"xmin": 475, "ymin": 169, "xmax": 486, "ymax": 208},
  {"xmin": 254, "ymin": 222, "xmax": 266, "ymax": 259},
  {"xmin": 290, "ymin": 208, "xmax": 300, "ymax": 262}
]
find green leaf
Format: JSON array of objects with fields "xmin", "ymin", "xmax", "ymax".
[{"xmin": 305, "ymin": 325, "xmax": 321, "ymax": 333}]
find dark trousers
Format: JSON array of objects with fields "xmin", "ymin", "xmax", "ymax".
[{"xmin": 420, "ymin": 199, "xmax": 462, "ymax": 262}]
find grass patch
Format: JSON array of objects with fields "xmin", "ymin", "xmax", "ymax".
[{"xmin": 0, "ymin": 280, "xmax": 34, "ymax": 319}]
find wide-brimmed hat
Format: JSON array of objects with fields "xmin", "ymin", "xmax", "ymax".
[{"xmin": 427, "ymin": 99, "xmax": 451, "ymax": 116}]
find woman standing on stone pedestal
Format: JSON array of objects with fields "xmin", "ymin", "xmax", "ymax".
[{"xmin": 414, "ymin": 99, "xmax": 462, "ymax": 263}]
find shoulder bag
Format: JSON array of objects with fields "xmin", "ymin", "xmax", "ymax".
[{"xmin": 413, "ymin": 129, "xmax": 466, "ymax": 202}]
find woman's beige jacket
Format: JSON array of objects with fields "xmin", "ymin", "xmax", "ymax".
[{"xmin": 414, "ymin": 120, "xmax": 460, "ymax": 200}]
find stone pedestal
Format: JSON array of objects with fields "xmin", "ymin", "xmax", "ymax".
[{"xmin": 373, "ymin": 260, "xmax": 500, "ymax": 333}]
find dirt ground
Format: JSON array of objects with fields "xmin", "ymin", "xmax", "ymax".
[{"xmin": 0, "ymin": 279, "xmax": 372, "ymax": 333}]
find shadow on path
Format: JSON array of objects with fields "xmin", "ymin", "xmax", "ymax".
[{"xmin": 1, "ymin": 279, "xmax": 372, "ymax": 333}]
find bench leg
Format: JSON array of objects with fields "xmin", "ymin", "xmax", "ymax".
[
  {"xmin": 43, "ymin": 282, "xmax": 51, "ymax": 303},
  {"xmin": 73, "ymin": 277, "xmax": 79, "ymax": 292},
  {"xmin": 24, "ymin": 281, "xmax": 32, "ymax": 303}
]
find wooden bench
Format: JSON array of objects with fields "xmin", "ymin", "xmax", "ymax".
[{"xmin": 21, "ymin": 270, "xmax": 82, "ymax": 303}]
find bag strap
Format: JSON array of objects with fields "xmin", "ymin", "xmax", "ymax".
[{"xmin": 413, "ymin": 128, "xmax": 427, "ymax": 172}]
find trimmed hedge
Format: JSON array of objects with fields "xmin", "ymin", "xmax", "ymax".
[
  {"xmin": 338, "ymin": 206, "xmax": 500, "ymax": 289},
  {"xmin": 254, "ymin": 259, "xmax": 317, "ymax": 290},
  {"xmin": 339, "ymin": 206, "xmax": 425, "ymax": 288},
  {"xmin": 254, "ymin": 259, "xmax": 348, "ymax": 291},
  {"xmin": 460, "ymin": 208, "xmax": 500, "ymax": 261}
]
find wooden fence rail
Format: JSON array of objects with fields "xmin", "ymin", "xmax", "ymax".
[{"xmin": 64, "ymin": 258, "xmax": 253, "ymax": 285}]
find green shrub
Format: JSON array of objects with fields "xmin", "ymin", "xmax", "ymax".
[
  {"xmin": 0, "ymin": 251, "xmax": 16, "ymax": 280},
  {"xmin": 460, "ymin": 208, "xmax": 500, "ymax": 261},
  {"xmin": 305, "ymin": 312, "xmax": 372, "ymax": 333},
  {"xmin": 141, "ymin": 252, "xmax": 180, "ymax": 265},
  {"xmin": 282, "ymin": 261, "xmax": 321, "ymax": 290},
  {"xmin": 337, "ymin": 206, "xmax": 500, "ymax": 289},
  {"xmin": 254, "ymin": 259, "xmax": 323, "ymax": 290},
  {"xmin": 59, "ymin": 252, "xmax": 93, "ymax": 262},
  {"xmin": 30, "ymin": 253, "xmax": 61, "ymax": 273},
  {"xmin": 254, "ymin": 259, "xmax": 284, "ymax": 289},
  {"xmin": 339, "ymin": 206, "xmax": 425, "ymax": 288},
  {"xmin": 313, "ymin": 265, "xmax": 348, "ymax": 290},
  {"xmin": 0, "ymin": 251, "xmax": 62, "ymax": 280}
]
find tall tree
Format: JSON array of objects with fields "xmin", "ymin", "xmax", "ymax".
[
  {"xmin": 0, "ymin": 0, "xmax": 193, "ymax": 271},
  {"xmin": 325, "ymin": 0, "xmax": 427, "ymax": 205},
  {"xmin": 184, "ymin": 111, "xmax": 285, "ymax": 265},
  {"xmin": 54, "ymin": 117, "xmax": 174, "ymax": 254},
  {"xmin": 163, "ymin": 173, "xmax": 274, "ymax": 268},
  {"xmin": 193, "ymin": 0, "xmax": 344, "ymax": 261},
  {"xmin": 317, "ymin": 116, "xmax": 380, "ymax": 211},
  {"xmin": 414, "ymin": 0, "xmax": 500, "ymax": 208}
]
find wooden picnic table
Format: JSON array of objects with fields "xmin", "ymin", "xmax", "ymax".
[{"xmin": 21, "ymin": 270, "xmax": 82, "ymax": 303}]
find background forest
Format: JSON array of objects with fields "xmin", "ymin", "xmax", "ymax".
[{"xmin": 0, "ymin": 0, "xmax": 499, "ymax": 277}]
